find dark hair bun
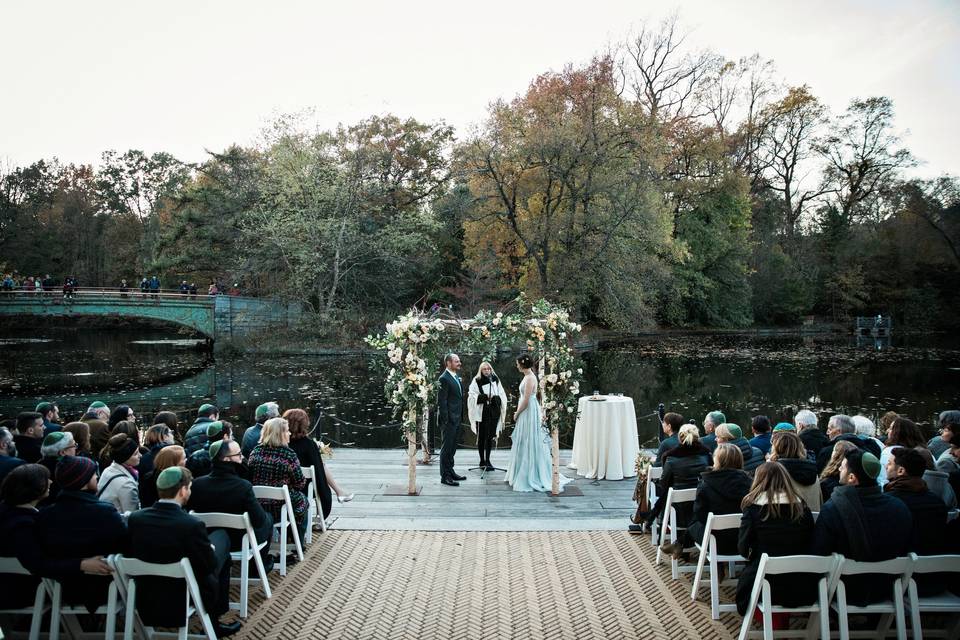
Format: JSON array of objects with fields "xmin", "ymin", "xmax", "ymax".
[{"xmin": 516, "ymin": 354, "xmax": 534, "ymax": 369}]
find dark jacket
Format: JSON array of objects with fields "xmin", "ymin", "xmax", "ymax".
[
  {"xmin": 0, "ymin": 454, "xmax": 26, "ymax": 488},
  {"xmin": 188, "ymin": 461, "xmax": 273, "ymax": 548},
  {"xmin": 661, "ymin": 444, "xmax": 712, "ymax": 490},
  {"xmin": 885, "ymin": 476, "xmax": 949, "ymax": 596},
  {"xmin": 241, "ymin": 423, "xmax": 263, "ymax": 458},
  {"xmin": 42, "ymin": 419, "xmax": 62, "ymax": 436},
  {"xmin": 730, "ymin": 438, "xmax": 763, "ymax": 474},
  {"xmin": 749, "ymin": 432, "xmax": 772, "ymax": 456},
  {"xmin": 701, "ymin": 433, "xmax": 717, "ymax": 453},
  {"xmin": 139, "ymin": 470, "xmax": 159, "ymax": 508},
  {"xmin": 687, "ymin": 468, "xmax": 752, "ymax": 555},
  {"xmin": 35, "ymin": 490, "xmax": 128, "ymax": 611},
  {"xmin": 138, "ymin": 442, "xmax": 169, "ymax": 477},
  {"xmin": 0, "ymin": 505, "xmax": 80, "ymax": 608},
  {"xmin": 816, "ymin": 434, "xmax": 882, "ymax": 473},
  {"xmin": 13, "ymin": 434, "xmax": 42, "ymax": 463},
  {"xmin": 799, "ymin": 427, "xmax": 830, "ymax": 457},
  {"xmin": 127, "ymin": 502, "xmax": 225, "ymax": 627},
  {"xmin": 737, "ymin": 502, "xmax": 816, "ymax": 615},
  {"xmin": 820, "ymin": 475, "xmax": 841, "ymax": 502},
  {"xmin": 289, "ymin": 437, "xmax": 332, "ymax": 519},
  {"xmin": 812, "ymin": 484, "xmax": 913, "ymax": 606},
  {"xmin": 183, "ymin": 417, "xmax": 215, "ymax": 457},
  {"xmin": 437, "ymin": 369, "xmax": 463, "ymax": 430},
  {"xmin": 653, "ymin": 434, "xmax": 679, "ymax": 467}
]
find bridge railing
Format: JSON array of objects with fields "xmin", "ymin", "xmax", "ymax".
[{"xmin": 0, "ymin": 288, "xmax": 220, "ymax": 302}]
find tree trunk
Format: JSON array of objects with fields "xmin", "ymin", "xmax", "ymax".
[{"xmin": 325, "ymin": 218, "xmax": 347, "ymax": 315}]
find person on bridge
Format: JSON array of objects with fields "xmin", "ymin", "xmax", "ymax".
[
  {"xmin": 184, "ymin": 404, "xmax": 220, "ymax": 457},
  {"xmin": 139, "ymin": 277, "xmax": 149, "ymax": 296},
  {"xmin": 179, "ymin": 280, "xmax": 190, "ymax": 295},
  {"xmin": 149, "ymin": 275, "xmax": 160, "ymax": 299}
]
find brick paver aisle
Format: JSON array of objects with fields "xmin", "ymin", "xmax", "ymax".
[{"xmin": 235, "ymin": 531, "xmax": 739, "ymax": 640}]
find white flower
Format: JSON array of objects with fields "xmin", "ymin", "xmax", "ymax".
[
  {"xmin": 577, "ymin": 368, "xmax": 583, "ymax": 374},
  {"xmin": 492, "ymin": 317, "xmax": 500, "ymax": 326},
  {"xmin": 567, "ymin": 406, "xmax": 574, "ymax": 413},
  {"xmin": 546, "ymin": 373, "xmax": 558, "ymax": 384},
  {"xmin": 559, "ymin": 332, "xmax": 566, "ymax": 339},
  {"xmin": 496, "ymin": 312, "xmax": 503, "ymax": 318}
]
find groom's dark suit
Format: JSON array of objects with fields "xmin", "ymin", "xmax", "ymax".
[{"xmin": 437, "ymin": 369, "xmax": 463, "ymax": 480}]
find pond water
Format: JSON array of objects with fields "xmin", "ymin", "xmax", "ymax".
[{"xmin": 1, "ymin": 327, "xmax": 958, "ymax": 449}]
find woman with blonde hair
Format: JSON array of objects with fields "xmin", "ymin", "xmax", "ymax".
[
  {"xmin": 736, "ymin": 462, "xmax": 816, "ymax": 619},
  {"xmin": 248, "ymin": 417, "xmax": 308, "ymax": 544},
  {"xmin": 467, "ymin": 361, "xmax": 508, "ymax": 471},
  {"xmin": 769, "ymin": 431, "xmax": 821, "ymax": 511},
  {"xmin": 819, "ymin": 439, "xmax": 858, "ymax": 502},
  {"xmin": 686, "ymin": 443, "xmax": 752, "ymax": 555}
]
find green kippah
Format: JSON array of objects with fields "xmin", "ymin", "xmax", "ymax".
[
  {"xmin": 198, "ymin": 403, "xmax": 215, "ymax": 415},
  {"xmin": 156, "ymin": 466, "xmax": 185, "ymax": 490},
  {"xmin": 36, "ymin": 401, "xmax": 54, "ymax": 413},
  {"xmin": 209, "ymin": 440, "xmax": 224, "ymax": 460},
  {"xmin": 43, "ymin": 432, "xmax": 66, "ymax": 446},
  {"xmin": 206, "ymin": 421, "xmax": 224, "ymax": 438},
  {"xmin": 727, "ymin": 424, "xmax": 743, "ymax": 439},
  {"xmin": 255, "ymin": 403, "xmax": 271, "ymax": 420},
  {"xmin": 774, "ymin": 422, "xmax": 795, "ymax": 431},
  {"xmin": 89, "ymin": 401, "xmax": 107, "ymax": 409},
  {"xmin": 861, "ymin": 452, "xmax": 881, "ymax": 479}
]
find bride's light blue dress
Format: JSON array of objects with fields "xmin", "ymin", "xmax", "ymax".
[{"xmin": 506, "ymin": 376, "xmax": 571, "ymax": 493}]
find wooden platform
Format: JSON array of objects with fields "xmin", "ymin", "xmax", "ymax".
[{"xmin": 323, "ymin": 448, "xmax": 642, "ymax": 531}]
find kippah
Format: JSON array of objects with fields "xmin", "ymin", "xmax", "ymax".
[
  {"xmin": 209, "ymin": 440, "xmax": 224, "ymax": 461},
  {"xmin": 206, "ymin": 421, "xmax": 224, "ymax": 438},
  {"xmin": 727, "ymin": 424, "xmax": 743, "ymax": 439},
  {"xmin": 198, "ymin": 403, "xmax": 215, "ymax": 415},
  {"xmin": 35, "ymin": 401, "xmax": 54, "ymax": 413},
  {"xmin": 156, "ymin": 466, "xmax": 185, "ymax": 490},
  {"xmin": 860, "ymin": 452, "xmax": 881, "ymax": 479},
  {"xmin": 89, "ymin": 401, "xmax": 107, "ymax": 409},
  {"xmin": 774, "ymin": 422, "xmax": 795, "ymax": 431},
  {"xmin": 42, "ymin": 431, "xmax": 74, "ymax": 457},
  {"xmin": 255, "ymin": 403, "xmax": 272, "ymax": 420},
  {"xmin": 43, "ymin": 432, "xmax": 66, "ymax": 446}
]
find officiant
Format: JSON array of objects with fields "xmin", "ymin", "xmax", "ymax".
[{"xmin": 467, "ymin": 361, "xmax": 509, "ymax": 471}]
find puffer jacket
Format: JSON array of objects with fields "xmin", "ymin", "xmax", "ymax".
[
  {"xmin": 778, "ymin": 457, "xmax": 822, "ymax": 511},
  {"xmin": 661, "ymin": 444, "xmax": 713, "ymax": 491},
  {"xmin": 183, "ymin": 417, "xmax": 215, "ymax": 457},
  {"xmin": 730, "ymin": 437, "xmax": 764, "ymax": 474},
  {"xmin": 688, "ymin": 468, "xmax": 752, "ymax": 555}
]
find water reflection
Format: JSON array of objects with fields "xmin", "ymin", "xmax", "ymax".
[{"xmin": 1, "ymin": 329, "xmax": 958, "ymax": 448}]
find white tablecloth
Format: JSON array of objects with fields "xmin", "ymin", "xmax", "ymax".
[{"xmin": 568, "ymin": 395, "xmax": 640, "ymax": 480}]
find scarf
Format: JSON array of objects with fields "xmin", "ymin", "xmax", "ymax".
[
  {"xmin": 829, "ymin": 485, "xmax": 870, "ymax": 559},
  {"xmin": 883, "ymin": 475, "xmax": 927, "ymax": 494}
]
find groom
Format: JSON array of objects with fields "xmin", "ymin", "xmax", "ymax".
[{"xmin": 437, "ymin": 353, "xmax": 466, "ymax": 487}]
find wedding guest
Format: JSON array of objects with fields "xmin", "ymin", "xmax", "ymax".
[
  {"xmin": 818, "ymin": 440, "xmax": 858, "ymax": 502},
  {"xmin": 38, "ymin": 431, "xmax": 78, "ymax": 506},
  {"xmin": 795, "ymin": 409, "xmax": 829, "ymax": 456},
  {"xmin": 248, "ymin": 417, "xmax": 308, "ymax": 545},
  {"xmin": 139, "ymin": 445, "xmax": 186, "ymax": 508},
  {"xmin": 685, "ymin": 443, "xmax": 751, "ymax": 555},
  {"xmin": 852, "ymin": 415, "xmax": 884, "ymax": 454},
  {"xmin": 140, "ymin": 424, "xmax": 176, "ymax": 475},
  {"xmin": 100, "ymin": 420, "xmax": 147, "ymax": 474},
  {"xmin": 242, "ymin": 402, "xmax": 280, "ymax": 458},
  {"xmin": 748, "ymin": 415, "xmax": 772, "ymax": 455},
  {"xmin": 701, "ymin": 411, "xmax": 725, "ymax": 452},
  {"xmin": 816, "ymin": 414, "xmax": 880, "ymax": 473},
  {"xmin": 63, "ymin": 421, "xmax": 93, "ymax": 459},
  {"xmin": 107, "ymin": 405, "xmax": 136, "ymax": 431},
  {"xmin": 97, "ymin": 433, "xmax": 141, "ymax": 513},
  {"xmin": 0, "ymin": 426, "xmax": 25, "ymax": 487},
  {"xmin": 737, "ymin": 462, "xmax": 816, "ymax": 619},
  {"xmin": 35, "ymin": 401, "xmax": 61, "ymax": 435},
  {"xmin": 927, "ymin": 410, "xmax": 959, "ymax": 459},
  {"xmin": 768, "ymin": 431, "xmax": 820, "ymax": 511},
  {"xmin": 284, "ymin": 408, "xmax": 352, "ymax": 518},
  {"xmin": 13, "ymin": 412, "xmax": 45, "ymax": 463},
  {"xmin": 647, "ymin": 425, "xmax": 711, "ymax": 550},
  {"xmin": 916, "ymin": 447, "xmax": 957, "ymax": 509},
  {"xmin": 82, "ymin": 402, "xmax": 111, "ymax": 458},
  {"xmin": 715, "ymin": 424, "xmax": 763, "ymax": 474},
  {"xmin": 652, "ymin": 412, "xmax": 684, "ymax": 466},
  {"xmin": 877, "ymin": 417, "xmax": 926, "ymax": 486},
  {"xmin": 184, "ymin": 404, "xmax": 219, "ymax": 457}
]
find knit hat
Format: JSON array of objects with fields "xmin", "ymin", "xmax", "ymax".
[
  {"xmin": 89, "ymin": 401, "xmax": 108, "ymax": 410},
  {"xmin": 773, "ymin": 422, "xmax": 796, "ymax": 432},
  {"xmin": 41, "ymin": 431, "xmax": 75, "ymax": 457},
  {"xmin": 109, "ymin": 435, "xmax": 139, "ymax": 464},
  {"xmin": 35, "ymin": 401, "xmax": 55, "ymax": 414},
  {"xmin": 156, "ymin": 466, "xmax": 185, "ymax": 490},
  {"xmin": 206, "ymin": 421, "xmax": 224, "ymax": 438},
  {"xmin": 56, "ymin": 456, "xmax": 97, "ymax": 491},
  {"xmin": 209, "ymin": 440, "xmax": 225, "ymax": 461},
  {"xmin": 726, "ymin": 424, "xmax": 743, "ymax": 439}
]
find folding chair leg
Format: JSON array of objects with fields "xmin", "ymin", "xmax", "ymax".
[
  {"xmin": 837, "ymin": 581, "xmax": 850, "ymax": 640},
  {"xmin": 48, "ymin": 581, "xmax": 61, "ymax": 640},
  {"xmin": 252, "ymin": 547, "xmax": 272, "ymax": 599},
  {"xmin": 124, "ymin": 582, "xmax": 138, "ymax": 640},
  {"xmin": 907, "ymin": 580, "xmax": 922, "ymax": 640},
  {"xmin": 105, "ymin": 581, "xmax": 117, "ymax": 640},
  {"xmin": 28, "ymin": 583, "xmax": 45, "ymax": 640},
  {"xmin": 709, "ymin": 556, "xmax": 721, "ymax": 620},
  {"xmin": 690, "ymin": 548, "xmax": 707, "ymax": 601},
  {"xmin": 199, "ymin": 613, "xmax": 218, "ymax": 640},
  {"xmin": 178, "ymin": 624, "xmax": 189, "ymax": 640},
  {"xmin": 239, "ymin": 546, "xmax": 249, "ymax": 618}
]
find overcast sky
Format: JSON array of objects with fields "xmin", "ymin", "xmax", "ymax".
[{"xmin": 2, "ymin": 0, "xmax": 958, "ymax": 177}]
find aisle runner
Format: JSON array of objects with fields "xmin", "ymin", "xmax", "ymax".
[{"xmin": 234, "ymin": 531, "xmax": 739, "ymax": 640}]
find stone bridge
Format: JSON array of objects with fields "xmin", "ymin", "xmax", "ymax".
[{"xmin": 0, "ymin": 290, "xmax": 305, "ymax": 341}]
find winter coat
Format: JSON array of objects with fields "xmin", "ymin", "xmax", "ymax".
[
  {"xmin": 289, "ymin": 437, "xmax": 332, "ymax": 519},
  {"xmin": 97, "ymin": 462, "xmax": 140, "ymax": 513},
  {"xmin": 653, "ymin": 435, "xmax": 679, "ymax": 466},
  {"xmin": 728, "ymin": 437, "xmax": 764, "ymax": 474},
  {"xmin": 816, "ymin": 433, "xmax": 882, "ymax": 473},
  {"xmin": 820, "ymin": 475, "xmax": 841, "ymax": 502},
  {"xmin": 659, "ymin": 444, "xmax": 712, "ymax": 538},
  {"xmin": 778, "ymin": 457, "xmax": 822, "ymax": 511},
  {"xmin": 812, "ymin": 484, "xmax": 913, "ymax": 606},
  {"xmin": 749, "ymin": 432, "xmax": 772, "ymax": 456},
  {"xmin": 183, "ymin": 417, "xmax": 215, "ymax": 457},
  {"xmin": 799, "ymin": 427, "xmax": 830, "ymax": 457},
  {"xmin": 922, "ymin": 469, "xmax": 957, "ymax": 509},
  {"xmin": 737, "ymin": 497, "xmax": 816, "ymax": 615},
  {"xmin": 687, "ymin": 468, "xmax": 752, "ymax": 555}
]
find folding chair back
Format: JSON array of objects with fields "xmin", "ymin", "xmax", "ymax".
[
  {"xmin": 111, "ymin": 554, "xmax": 218, "ymax": 640},
  {"xmin": 253, "ymin": 484, "xmax": 304, "ymax": 576},
  {"xmin": 646, "ymin": 466, "xmax": 663, "ymax": 543},
  {"xmin": 0, "ymin": 556, "xmax": 47, "ymax": 640},
  {"xmin": 906, "ymin": 553, "xmax": 960, "ymax": 640},
  {"xmin": 655, "ymin": 487, "xmax": 697, "ymax": 579},
  {"xmin": 190, "ymin": 510, "xmax": 272, "ymax": 617},
  {"xmin": 691, "ymin": 512, "xmax": 746, "ymax": 619},
  {"xmin": 830, "ymin": 556, "xmax": 912, "ymax": 640},
  {"xmin": 737, "ymin": 553, "xmax": 841, "ymax": 640},
  {"xmin": 41, "ymin": 576, "xmax": 118, "ymax": 640},
  {"xmin": 301, "ymin": 465, "xmax": 327, "ymax": 543}
]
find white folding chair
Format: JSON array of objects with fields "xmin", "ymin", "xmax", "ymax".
[
  {"xmin": 690, "ymin": 512, "xmax": 747, "ymax": 619},
  {"xmin": 655, "ymin": 487, "xmax": 698, "ymax": 579},
  {"xmin": 737, "ymin": 553, "xmax": 841, "ymax": 640},
  {"xmin": 829, "ymin": 556, "xmax": 911, "ymax": 640},
  {"xmin": 190, "ymin": 511, "xmax": 272, "ymax": 618},
  {"xmin": 906, "ymin": 553, "xmax": 960, "ymax": 640},
  {"xmin": 110, "ymin": 554, "xmax": 217, "ymax": 640},
  {"xmin": 647, "ymin": 466, "xmax": 663, "ymax": 546},
  {"xmin": 253, "ymin": 484, "xmax": 304, "ymax": 576},
  {"xmin": 0, "ymin": 557, "xmax": 47, "ymax": 640},
  {"xmin": 301, "ymin": 465, "xmax": 327, "ymax": 544},
  {"xmin": 42, "ymin": 577, "xmax": 118, "ymax": 640}
]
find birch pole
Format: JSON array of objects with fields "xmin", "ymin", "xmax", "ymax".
[
  {"xmin": 407, "ymin": 408, "xmax": 418, "ymax": 495},
  {"xmin": 541, "ymin": 355, "xmax": 560, "ymax": 495}
]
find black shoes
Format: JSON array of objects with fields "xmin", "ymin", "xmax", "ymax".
[
  {"xmin": 483, "ymin": 464, "xmax": 496, "ymax": 471},
  {"xmin": 214, "ymin": 620, "xmax": 241, "ymax": 638},
  {"xmin": 441, "ymin": 478, "xmax": 460, "ymax": 486},
  {"xmin": 451, "ymin": 473, "xmax": 467, "ymax": 481}
]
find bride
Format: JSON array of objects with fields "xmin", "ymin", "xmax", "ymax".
[{"xmin": 505, "ymin": 354, "xmax": 571, "ymax": 493}]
